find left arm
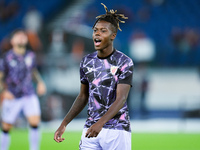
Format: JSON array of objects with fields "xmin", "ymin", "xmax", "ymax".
[
  {"xmin": 85, "ymin": 83, "xmax": 131, "ymax": 138},
  {"xmin": 32, "ymin": 68, "xmax": 46, "ymax": 96}
]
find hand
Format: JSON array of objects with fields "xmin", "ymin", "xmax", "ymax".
[
  {"xmin": 2, "ymin": 90, "xmax": 15, "ymax": 100},
  {"xmin": 85, "ymin": 121, "xmax": 103, "ymax": 138},
  {"xmin": 37, "ymin": 81, "xmax": 46, "ymax": 96},
  {"xmin": 54, "ymin": 125, "xmax": 66, "ymax": 143}
]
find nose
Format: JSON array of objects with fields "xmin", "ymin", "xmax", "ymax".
[{"xmin": 94, "ymin": 31, "xmax": 100, "ymax": 36}]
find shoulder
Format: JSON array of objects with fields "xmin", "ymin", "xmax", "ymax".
[
  {"xmin": 0, "ymin": 50, "xmax": 12, "ymax": 68},
  {"xmin": 26, "ymin": 50, "xmax": 35, "ymax": 56},
  {"xmin": 114, "ymin": 49, "xmax": 134, "ymax": 65},
  {"xmin": 25, "ymin": 50, "xmax": 36, "ymax": 61},
  {"xmin": 80, "ymin": 51, "xmax": 97, "ymax": 64},
  {"xmin": 83, "ymin": 51, "xmax": 97, "ymax": 59},
  {"xmin": 2, "ymin": 50, "xmax": 13, "ymax": 60},
  {"xmin": 4, "ymin": 49, "xmax": 13, "ymax": 56}
]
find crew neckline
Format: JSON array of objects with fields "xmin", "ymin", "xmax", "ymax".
[{"xmin": 97, "ymin": 49, "xmax": 116, "ymax": 59}]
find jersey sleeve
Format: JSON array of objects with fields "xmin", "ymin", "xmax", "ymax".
[
  {"xmin": 0, "ymin": 56, "xmax": 6, "ymax": 72},
  {"xmin": 80, "ymin": 57, "xmax": 88, "ymax": 84},
  {"xmin": 118, "ymin": 58, "xmax": 134, "ymax": 86}
]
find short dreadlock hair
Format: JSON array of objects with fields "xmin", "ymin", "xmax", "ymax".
[{"xmin": 92, "ymin": 3, "xmax": 128, "ymax": 33}]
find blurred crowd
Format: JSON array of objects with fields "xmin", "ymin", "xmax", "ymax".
[
  {"xmin": 0, "ymin": 0, "xmax": 200, "ymax": 123},
  {"xmin": 0, "ymin": 0, "xmax": 19, "ymax": 23},
  {"xmin": 171, "ymin": 28, "xmax": 199, "ymax": 53}
]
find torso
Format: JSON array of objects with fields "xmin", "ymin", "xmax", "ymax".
[
  {"xmin": 1, "ymin": 49, "xmax": 36, "ymax": 98},
  {"xmin": 80, "ymin": 49, "xmax": 134, "ymax": 132}
]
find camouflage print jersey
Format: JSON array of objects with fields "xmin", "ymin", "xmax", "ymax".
[
  {"xmin": 80, "ymin": 49, "xmax": 134, "ymax": 132},
  {"xmin": 0, "ymin": 49, "xmax": 36, "ymax": 98}
]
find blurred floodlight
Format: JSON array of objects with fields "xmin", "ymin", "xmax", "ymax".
[{"xmin": 130, "ymin": 38, "xmax": 155, "ymax": 62}]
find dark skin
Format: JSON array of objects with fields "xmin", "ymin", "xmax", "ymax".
[
  {"xmin": 54, "ymin": 83, "xmax": 89, "ymax": 142},
  {"xmin": 54, "ymin": 20, "xmax": 131, "ymax": 142},
  {"xmin": 93, "ymin": 20, "xmax": 116, "ymax": 57}
]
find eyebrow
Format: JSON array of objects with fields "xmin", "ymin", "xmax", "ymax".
[{"xmin": 93, "ymin": 27, "xmax": 108, "ymax": 30}]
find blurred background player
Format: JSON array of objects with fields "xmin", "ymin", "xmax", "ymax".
[
  {"xmin": 54, "ymin": 3, "xmax": 133, "ymax": 150},
  {"xmin": 0, "ymin": 29, "xmax": 46, "ymax": 150}
]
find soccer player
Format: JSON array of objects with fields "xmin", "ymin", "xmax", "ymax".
[
  {"xmin": 54, "ymin": 3, "xmax": 133, "ymax": 150},
  {"xmin": 0, "ymin": 29, "xmax": 46, "ymax": 150}
]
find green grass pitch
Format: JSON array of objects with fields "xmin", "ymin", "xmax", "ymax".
[{"xmin": 9, "ymin": 129, "xmax": 200, "ymax": 150}]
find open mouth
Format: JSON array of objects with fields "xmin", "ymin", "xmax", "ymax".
[{"xmin": 94, "ymin": 38, "xmax": 102, "ymax": 46}]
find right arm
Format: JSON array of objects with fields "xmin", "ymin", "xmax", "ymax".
[
  {"xmin": 0, "ymin": 71, "xmax": 14, "ymax": 105},
  {"xmin": 0, "ymin": 71, "xmax": 4, "ymax": 93},
  {"xmin": 0, "ymin": 57, "xmax": 15, "ymax": 104},
  {"xmin": 54, "ymin": 83, "xmax": 89, "ymax": 143},
  {"xmin": 0, "ymin": 71, "xmax": 4, "ymax": 105}
]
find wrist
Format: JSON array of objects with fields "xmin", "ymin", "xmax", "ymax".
[
  {"xmin": 61, "ymin": 122, "xmax": 67, "ymax": 128},
  {"xmin": 97, "ymin": 119, "xmax": 106, "ymax": 127}
]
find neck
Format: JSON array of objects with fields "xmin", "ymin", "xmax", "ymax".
[
  {"xmin": 97, "ymin": 44, "xmax": 114, "ymax": 58},
  {"xmin": 13, "ymin": 46, "xmax": 26, "ymax": 55}
]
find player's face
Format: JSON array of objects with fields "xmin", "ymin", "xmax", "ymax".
[
  {"xmin": 93, "ymin": 20, "xmax": 116, "ymax": 51},
  {"xmin": 11, "ymin": 31, "xmax": 28, "ymax": 48}
]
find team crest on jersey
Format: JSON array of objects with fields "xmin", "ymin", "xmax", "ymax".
[
  {"xmin": 110, "ymin": 66, "xmax": 119, "ymax": 75},
  {"xmin": 25, "ymin": 56, "xmax": 32, "ymax": 67}
]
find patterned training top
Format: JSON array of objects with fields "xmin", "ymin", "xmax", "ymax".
[
  {"xmin": 80, "ymin": 49, "xmax": 134, "ymax": 132},
  {"xmin": 0, "ymin": 49, "xmax": 36, "ymax": 98}
]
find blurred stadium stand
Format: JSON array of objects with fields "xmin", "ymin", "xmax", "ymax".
[
  {"xmin": 82, "ymin": 0, "xmax": 200, "ymax": 66},
  {"xmin": 0, "ymin": 0, "xmax": 200, "ymax": 123},
  {"xmin": 1, "ymin": 0, "xmax": 200, "ymax": 65},
  {"xmin": 0, "ymin": 0, "xmax": 69, "ymax": 42}
]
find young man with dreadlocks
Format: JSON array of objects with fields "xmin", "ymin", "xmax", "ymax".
[{"xmin": 54, "ymin": 3, "xmax": 133, "ymax": 150}]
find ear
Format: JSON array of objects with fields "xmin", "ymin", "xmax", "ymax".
[{"xmin": 111, "ymin": 33, "xmax": 116, "ymax": 40}]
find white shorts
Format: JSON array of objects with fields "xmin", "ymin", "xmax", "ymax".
[
  {"xmin": 79, "ymin": 128, "xmax": 131, "ymax": 150},
  {"xmin": 1, "ymin": 94, "xmax": 41, "ymax": 124}
]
